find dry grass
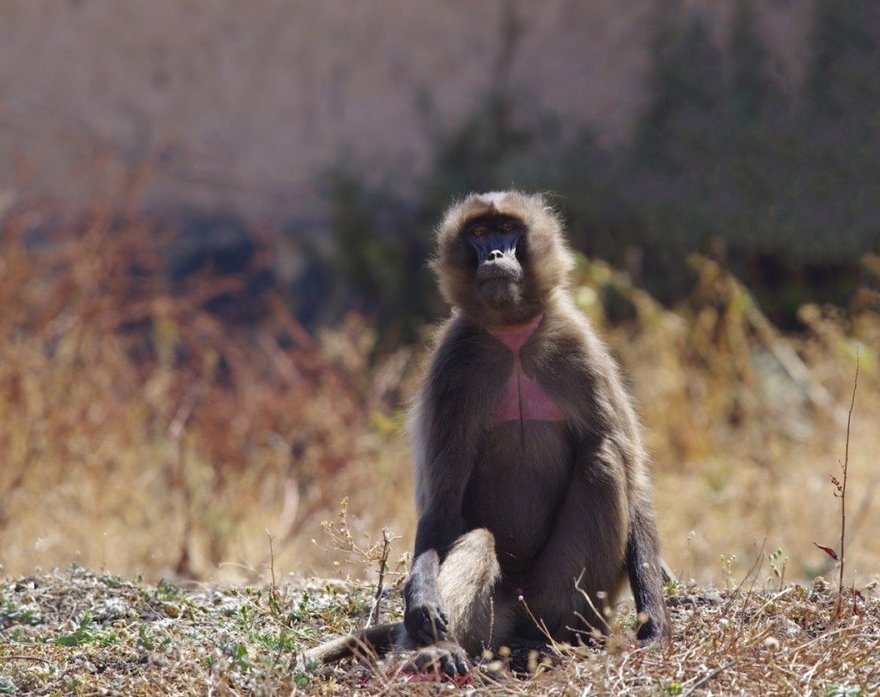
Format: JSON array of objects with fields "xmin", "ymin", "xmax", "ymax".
[
  {"xmin": 0, "ymin": 566, "xmax": 878, "ymax": 695},
  {"xmin": 1, "ymin": 211, "xmax": 876, "ymax": 587},
  {"xmin": 0, "ymin": 206, "xmax": 879, "ymax": 692},
  {"xmin": 573, "ymin": 256, "xmax": 880, "ymax": 589},
  {"xmin": 0, "ymin": 206, "xmax": 415, "ymax": 582}
]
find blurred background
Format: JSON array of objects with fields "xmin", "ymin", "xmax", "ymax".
[{"xmin": 0, "ymin": 0, "xmax": 877, "ymax": 587}]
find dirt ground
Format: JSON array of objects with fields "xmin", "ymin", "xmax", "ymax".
[{"xmin": 1, "ymin": 567, "xmax": 878, "ymax": 695}]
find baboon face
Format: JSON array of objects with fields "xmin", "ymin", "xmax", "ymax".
[
  {"xmin": 464, "ymin": 213, "xmax": 526, "ymax": 309},
  {"xmin": 434, "ymin": 191, "xmax": 575, "ymax": 325}
]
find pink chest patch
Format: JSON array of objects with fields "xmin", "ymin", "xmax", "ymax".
[{"xmin": 487, "ymin": 314, "xmax": 564, "ymax": 423}]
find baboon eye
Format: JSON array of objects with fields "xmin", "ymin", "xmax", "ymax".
[
  {"xmin": 471, "ymin": 226, "xmax": 487, "ymax": 237},
  {"xmin": 500, "ymin": 222, "xmax": 514, "ymax": 233}
]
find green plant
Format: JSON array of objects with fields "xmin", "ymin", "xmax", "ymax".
[
  {"xmin": 227, "ymin": 642, "xmax": 250, "ymax": 672},
  {"xmin": 55, "ymin": 612, "xmax": 96, "ymax": 647},
  {"xmin": 826, "ymin": 684, "xmax": 867, "ymax": 697},
  {"xmin": 663, "ymin": 680, "xmax": 684, "ymax": 696},
  {"xmin": 138, "ymin": 623, "xmax": 157, "ymax": 651}
]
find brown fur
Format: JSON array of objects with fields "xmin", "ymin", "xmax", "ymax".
[
  {"xmin": 432, "ymin": 191, "xmax": 575, "ymax": 326},
  {"xmin": 305, "ymin": 191, "xmax": 668, "ymax": 673}
]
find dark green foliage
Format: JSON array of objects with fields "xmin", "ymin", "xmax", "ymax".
[
  {"xmin": 727, "ymin": 0, "xmax": 775, "ymax": 123},
  {"xmin": 624, "ymin": 0, "xmax": 879, "ymax": 302},
  {"xmin": 321, "ymin": 0, "xmax": 879, "ymax": 331},
  {"xmin": 807, "ymin": 0, "xmax": 880, "ymax": 115},
  {"xmin": 635, "ymin": 0, "xmax": 724, "ymax": 169},
  {"xmin": 325, "ymin": 169, "xmax": 436, "ymax": 345}
]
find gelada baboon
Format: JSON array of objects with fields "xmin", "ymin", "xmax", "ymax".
[{"xmin": 306, "ymin": 191, "xmax": 669, "ymax": 675}]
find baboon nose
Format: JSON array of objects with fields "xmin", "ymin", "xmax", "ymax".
[{"xmin": 489, "ymin": 249, "xmax": 503, "ymax": 260}]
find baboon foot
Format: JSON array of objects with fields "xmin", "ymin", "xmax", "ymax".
[{"xmin": 401, "ymin": 641, "xmax": 470, "ymax": 676}]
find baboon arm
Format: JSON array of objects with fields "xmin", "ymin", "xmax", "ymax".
[
  {"xmin": 404, "ymin": 504, "xmax": 466, "ymax": 645},
  {"xmin": 413, "ymin": 500, "xmax": 466, "ymax": 559}
]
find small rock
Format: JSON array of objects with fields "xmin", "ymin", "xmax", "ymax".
[{"xmin": 763, "ymin": 636, "xmax": 780, "ymax": 652}]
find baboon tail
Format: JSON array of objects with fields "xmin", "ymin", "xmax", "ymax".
[{"xmin": 303, "ymin": 622, "xmax": 402, "ymax": 665}]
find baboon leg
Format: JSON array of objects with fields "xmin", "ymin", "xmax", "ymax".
[
  {"xmin": 435, "ymin": 528, "xmax": 516, "ymax": 656},
  {"xmin": 521, "ymin": 457, "xmax": 629, "ymax": 642}
]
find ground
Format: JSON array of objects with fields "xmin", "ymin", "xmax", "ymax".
[{"xmin": 0, "ymin": 567, "xmax": 877, "ymax": 695}]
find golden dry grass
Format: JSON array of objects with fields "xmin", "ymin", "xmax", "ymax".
[
  {"xmin": 0, "ymin": 207, "xmax": 415, "ymax": 583},
  {"xmin": 0, "ymin": 206, "xmax": 879, "ymax": 693},
  {"xmin": 1, "ymin": 206, "xmax": 878, "ymax": 588}
]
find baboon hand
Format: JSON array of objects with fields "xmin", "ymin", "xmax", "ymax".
[
  {"xmin": 404, "ymin": 600, "xmax": 449, "ymax": 645},
  {"xmin": 403, "ymin": 641, "xmax": 470, "ymax": 676}
]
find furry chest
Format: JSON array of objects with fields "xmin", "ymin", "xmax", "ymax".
[
  {"xmin": 487, "ymin": 313, "xmax": 564, "ymax": 423},
  {"xmin": 494, "ymin": 360, "xmax": 564, "ymax": 422}
]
